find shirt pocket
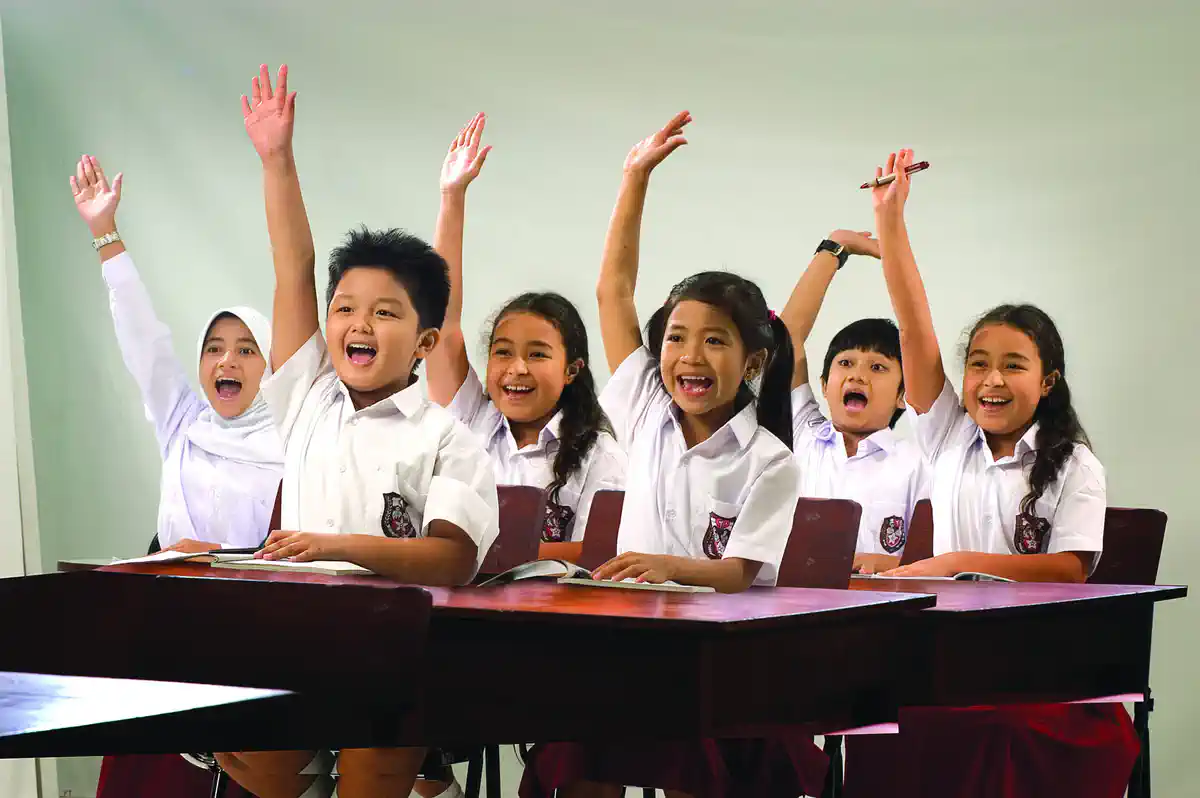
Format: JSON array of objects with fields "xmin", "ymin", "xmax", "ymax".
[
  {"xmin": 543, "ymin": 484, "xmax": 582, "ymax": 543},
  {"xmin": 867, "ymin": 501, "xmax": 909, "ymax": 555},
  {"xmin": 373, "ymin": 468, "xmax": 423, "ymax": 539},
  {"xmin": 700, "ymin": 496, "xmax": 743, "ymax": 560}
]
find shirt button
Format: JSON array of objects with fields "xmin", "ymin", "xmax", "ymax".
[
  {"xmin": 340, "ymin": 465, "xmax": 347, "ymax": 473},
  {"xmin": 326, "ymin": 519, "xmax": 335, "ymax": 528},
  {"xmin": 665, "ymin": 510, "xmax": 677, "ymax": 521}
]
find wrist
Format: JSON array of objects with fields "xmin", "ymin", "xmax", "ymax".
[
  {"xmin": 89, "ymin": 223, "xmax": 118, "ymax": 238},
  {"xmin": 439, "ymin": 186, "xmax": 467, "ymax": 204},
  {"xmin": 620, "ymin": 170, "xmax": 651, "ymax": 190},
  {"xmin": 260, "ymin": 149, "xmax": 296, "ymax": 171}
]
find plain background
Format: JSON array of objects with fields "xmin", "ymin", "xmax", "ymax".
[{"xmin": 1, "ymin": 1, "xmax": 1196, "ymax": 795}]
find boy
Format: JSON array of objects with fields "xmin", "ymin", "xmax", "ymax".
[
  {"xmin": 781, "ymin": 230, "xmax": 928, "ymax": 574},
  {"xmin": 216, "ymin": 64, "xmax": 498, "ymax": 798}
]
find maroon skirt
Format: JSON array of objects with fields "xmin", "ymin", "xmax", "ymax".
[
  {"xmin": 519, "ymin": 734, "xmax": 827, "ymax": 798},
  {"xmin": 843, "ymin": 703, "xmax": 1138, "ymax": 798},
  {"xmin": 97, "ymin": 754, "xmax": 258, "ymax": 798}
]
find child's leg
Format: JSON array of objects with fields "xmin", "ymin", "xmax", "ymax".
[
  {"xmin": 336, "ymin": 746, "xmax": 427, "ymax": 798},
  {"xmin": 414, "ymin": 777, "xmax": 461, "ymax": 798},
  {"xmin": 215, "ymin": 750, "xmax": 331, "ymax": 798}
]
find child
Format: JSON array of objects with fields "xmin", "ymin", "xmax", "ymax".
[
  {"xmin": 74, "ymin": 157, "xmax": 278, "ymax": 798},
  {"xmin": 426, "ymin": 113, "xmax": 626, "ymax": 548},
  {"xmin": 844, "ymin": 149, "xmax": 1137, "ymax": 798},
  {"xmin": 520, "ymin": 113, "xmax": 824, "ymax": 798},
  {"xmin": 780, "ymin": 233, "xmax": 929, "ymax": 573},
  {"xmin": 215, "ymin": 64, "xmax": 499, "ymax": 798}
]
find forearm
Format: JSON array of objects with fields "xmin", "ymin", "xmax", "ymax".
[
  {"xmin": 667, "ymin": 555, "xmax": 759, "ymax": 593},
  {"xmin": 262, "ymin": 154, "xmax": 319, "ymax": 369},
  {"xmin": 426, "ymin": 191, "xmax": 471, "ymax": 405},
  {"xmin": 953, "ymin": 551, "xmax": 1088, "ymax": 583},
  {"xmin": 596, "ymin": 174, "xmax": 650, "ymax": 370},
  {"xmin": 876, "ymin": 212, "xmax": 944, "ymax": 411},
  {"xmin": 341, "ymin": 527, "xmax": 477, "ymax": 586},
  {"xmin": 780, "ymin": 252, "xmax": 839, "ymax": 388}
]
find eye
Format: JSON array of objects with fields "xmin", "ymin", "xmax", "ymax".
[
  {"xmin": 1005, "ymin": 362, "xmax": 1026, "ymax": 372},
  {"xmin": 492, "ymin": 347, "xmax": 512, "ymax": 357},
  {"xmin": 335, "ymin": 305, "xmax": 352, "ymax": 314},
  {"xmin": 838, "ymin": 358, "xmax": 852, "ymax": 368},
  {"xmin": 376, "ymin": 309, "xmax": 395, "ymax": 318},
  {"xmin": 239, "ymin": 347, "xmax": 256, "ymax": 356},
  {"xmin": 705, "ymin": 336, "xmax": 725, "ymax": 346},
  {"xmin": 968, "ymin": 359, "xmax": 988, "ymax": 369},
  {"xmin": 665, "ymin": 333, "xmax": 683, "ymax": 343},
  {"xmin": 529, "ymin": 351, "xmax": 550, "ymax": 359},
  {"xmin": 871, "ymin": 362, "xmax": 887, "ymax": 372}
]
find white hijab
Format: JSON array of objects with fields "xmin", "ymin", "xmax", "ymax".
[{"xmin": 184, "ymin": 306, "xmax": 283, "ymax": 468}]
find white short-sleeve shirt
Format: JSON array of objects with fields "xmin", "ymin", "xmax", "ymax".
[
  {"xmin": 910, "ymin": 378, "xmax": 1105, "ymax": 569},
  {"xmin": 791, "ymin": 385, "xmax": 930, "ymax": 556},
  {"xmin": 600, "ymin": 347, "xmax": 800, "ymax": 586},
  {"xmin": 448, "ymin": 367, "xmax": 627, "ymax": 542},
  {"xmin": 262, "ymin": 333, "xmax": 499, "ymax": 578}
]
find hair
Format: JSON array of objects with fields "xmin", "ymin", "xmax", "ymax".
[
  {"xmin": 964, "ymin": 303, "xmax": 1089, "ymax": 516},
  {"xmin": 644, "ymin": 271, "xmax": 795, "ymax": 449},
  {"xmin": 489, "ymin": 292, "xmax": 612, "ymax": 505},
  {"xmin": 326, "ymin": 226, "xmax": 450, "ymax": 330},
  {"xmin": 820, "ymin": 318, "xmax": 906, "ymax": 429}
]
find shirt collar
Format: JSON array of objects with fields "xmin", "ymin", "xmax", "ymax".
[
  {"xmin": 501, "ymin": 409, "xmax": 563, "ymax": 451},
  {"xmin": 815, "ymin": 420, "xmax": 897, "ymax": 456},
  {"xmin": 670, "ymin": 400, "xmax": 758, "ymax": 451},
  {"xmin": 972, "ymin": 420, "xmax": 1040, "ymax": 460},
  {"xmin": 337, "ymin": 377, "xmax": 425, "ymax": 418}
]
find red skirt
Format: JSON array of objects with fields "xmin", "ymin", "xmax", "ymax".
[
  {"xmin": 843, "ymin": 703, "xmax": 1138, "ymax": 798},
  {"xmin": 97, "ymin": 754, "xmax": 258, "ymax": 798},
  {"xmin": 519, "ymin": 734, "xmax": 827, "ymax": 798}
]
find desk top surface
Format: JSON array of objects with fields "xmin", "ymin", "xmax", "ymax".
[{"xmin": 849, "ymin": 575, "xmax": 1185, "ymax": 614}]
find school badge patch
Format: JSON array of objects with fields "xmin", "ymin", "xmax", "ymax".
[
  {"xmin": 703, "ymin": 511, "xmax": 736, "ymax": 559},
  {"xmin": 542, "ymin": 502, "xmax": 576, "ymax": 543},
  {"xmin": 879, "ymin": 515, "xmax": 906, "ymax": 554},
  {"xmin": 1013, "ymin": 512, "xmax": 1050, "ymax": 554},
  {"xmin": 381, "ymin": 492, "xmax": 417, "ymax": 539}
]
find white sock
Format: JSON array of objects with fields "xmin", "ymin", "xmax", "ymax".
[
  {"xmin": 299, "ymin": 774, "xmax": 336, "ymax": 798},
  {"xmin": 415, "ymin": 779, "xmax": 464, "ymax": 798}
]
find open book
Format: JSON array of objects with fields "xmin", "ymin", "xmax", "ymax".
[
  {"xmin": 111, "ymin": 549, "xmax": 372, "ymax": 576},
  {"xmin": 479, "ymin": 559, "xmax": 716, "ymax": 593},
  {"xmin": 111, "ymin": 549, "xmax": 261, "ymax": 566},
  {"xmin": 853, "ymin": 571, "xmax": 1014, "ymax": 583}
]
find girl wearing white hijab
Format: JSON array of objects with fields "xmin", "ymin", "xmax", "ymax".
[{"xmin": 71, "ymin": 154, "xmax": 284, "ymax": 553}]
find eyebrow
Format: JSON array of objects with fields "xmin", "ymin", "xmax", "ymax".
[
  {"xmin": 968, "ymin": 349, "xmax": 1030, "ymax": 361},
  {"xmin": 666, "ymin": 323, "xmax": 731, "ymax": 336}
]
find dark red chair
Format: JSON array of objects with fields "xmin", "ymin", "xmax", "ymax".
[
  {"xmin": 575, "ymin": 490, "xmax": 625, "ymax": 571},
  {"xmin": 1089, "ymin": 507, "xmax": 1169, "ymax": 798},
  {"xmin": 898, "ymin": 498, "xmax": 934, "ymax": 566},
  {"xmin": 478, "ymin": 485, "xmax": 548, "ymax": 578},
  {"xmin": 776, "ymin": 498, "xmax": 862, "ymax": 589}
]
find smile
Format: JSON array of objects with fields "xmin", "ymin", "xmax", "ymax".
[
  {"xmin": 676, "ymin": 375, "xmax": 713, "ymax": 397},
  {"xmin": 346, "ymin": 343, "xmax": 377, "ymax": 366},
  {"xmin": 214, "ymin": 378, "xmax": 242, "ymax": 400}
]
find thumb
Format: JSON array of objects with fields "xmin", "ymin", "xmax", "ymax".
[
  {"xmin": 112, "ymin": 172, "xmax": 124, "ymax": 200},
  {"xmin": 470, "ymin": 145, "xmax": 492, "ymax": 174}
]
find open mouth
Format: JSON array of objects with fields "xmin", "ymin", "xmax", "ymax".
[
  {"xmin": 676, "ymin": 375, "xmax": 714, "ymax": 397},
  {"xmin": 346, "ymin": 342, "xmax": 377, "ymax": 366},
  {"xmin": 214, "ymin": 378, "xmax": 242, "ymax": 401},
  {"xmin": 842, "ymin": 390, "xmax": 868, "ymax": 412},
  {"xmin": 502, "ymin": 384, "xmax": 536, "ymax": 399},
  {"xmin": 978, "ymin": 395, "xmax": 1012, "ymax": 410}
]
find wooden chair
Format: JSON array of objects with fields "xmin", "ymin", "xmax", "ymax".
[
  {"xmin": 575, "ymin": 490, "xmax": 626, "ymax": 571},
  {"xmin": 478, "ymin": 485, "xmax": 548, "ymax": 578},
  {"xmin": 776, "ymin": 498, "xmax": 862, "ymax": 589},
  {"xmin": 1088, "ymin": 507, "xmax": 1169, "ymax": 798},
  {"xmin": 898, "ymin": 498, "xmax": 934, "ymax": 566}
]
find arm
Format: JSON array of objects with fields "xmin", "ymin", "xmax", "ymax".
[
  {"xmin": 592, "ymin": 552, "xmax": 760, "ymax": 593},
  {"xmin": 872, "ymin": 149, "xmax": 945, "ymax": 412},
  {"xmin": 71, "ymin": 156, "xmax": 198, "ymax": 449},
  {"xmin": 427, "ymin": 113, "xmax": 492, "ymax": 406},
  {"xmin": 258, "ymin": 526, "xmax": 477, "ymax": 586},
  {"xmin": 780, "ymin": 230, "xmax": 880, "ymax": 388},
  {"xmin": 242, "ymin": 64, "xmax": 318, "ymax": 371},
  {"xmin": 882, "ymin": 551, "xmax": 1089, "ymax": 583},
  {"xmin": 597, "ymin": 111, "xmax": 691, "ymax": 372}
]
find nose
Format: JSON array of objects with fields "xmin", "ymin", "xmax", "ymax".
[
  {"xmin": 679, "ymin": 337, "xmax": 705, "ymax": 364},
  {"xmin": 982, "ymin": 368, "xmax": 1005, "ymax": 387},
  {"xmin": 849, "ymin": 363, "xmax": 870, "ymax": 383},
  {"xmin": 349, "ymin": 310, "xmax": 374, "ymax": 334},
  {"xmin": 217, "ymin": 350, "xmax": 234, "ymax": 368},
  {"xmin": 509, "ymin": 356, "xmax": 530, "ymax": 376}
]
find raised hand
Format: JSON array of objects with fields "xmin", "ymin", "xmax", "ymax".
[
  {"xmin": 242, "ymin": 64, "xmax": 296, "ymax": 162},
  {"xmin": 440, "ymin": 112, "xmax": 492, "ymax": 195},
  {"xmin": 623, "ymin": 111, "xmax": 692, "ymax": 177},
  {"xmin": 70, "ymin": 155, "xmax": 123, "ymax": 235},
  {"xmin": 871, "ymin": 148, "xmax": 914, "ymax": 218},
  {"xmin": 828, "ymin": 229, "xmax": 881, "ymax": 259}
]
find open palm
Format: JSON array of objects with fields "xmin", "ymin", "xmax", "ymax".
[
  {"xmin": 441, "ymin": 112, "xmax": 492, "ymax": 192},
  {"xmin": 242, "ymin": 64, "xmax": 295, "ymax": 161},
  {"xmin": 624, "ymin": 111, "xmax": 692, "ymax": 176},
  {"xmin": 70, "ymin": 155, "xmax": 122, "ymax": 233}
]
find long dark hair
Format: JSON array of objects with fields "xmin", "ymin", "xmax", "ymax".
[
  {"xmin": 644, "ymin": 271, "xmax": 795, "ymax": 449},
  {"xmin": 965, "ymin": 304, "xmax": 1089, "ymax": 515},
  {"xmin": 488, "ymin": 293, "xmax": 611, "ymax": 505}
]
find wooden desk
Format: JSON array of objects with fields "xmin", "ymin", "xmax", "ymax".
[{"xmin": 848, "ymin": 576, "xmax": 1186, "ymax": 707}]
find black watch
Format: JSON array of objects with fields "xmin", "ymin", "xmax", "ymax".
[{"xmin": 815, "ymin": 239, "xmax": 850, "ymax": 270}]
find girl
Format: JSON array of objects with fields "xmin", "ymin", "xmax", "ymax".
[
  {"xmin": 426, "ymin": 113, "xmax": 626, "ymax": 554},
  {"xmin": 847, "ymin": 148, "xmax": 1137, "ymax": 798},
  {"xmin": 72, "ymin": 155, "xmax": 281, "ymax": 797},
  {"xmin": 520, "ymin": 113, "xmax": 824, "ymax": 798}
]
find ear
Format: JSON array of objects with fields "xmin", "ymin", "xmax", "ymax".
[
  {"xmin": 413, "ymin": 328, "xmax": 441, "ymax": 360},
  {"xmin": 1041, "ymin": 369, "xmax": 1060, "ymax": 397},
  {"xmin": 895, "ymin": 389, "xmax": 907, "ymax": 410},
  {"xmin": 564, "ymin": 358, "xmax": 584, "ymax": 385},
  {"xmin": 743, "ymin": 349, "xmax": 767, "ymax": 382}
]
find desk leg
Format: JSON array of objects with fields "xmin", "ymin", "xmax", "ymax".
[
  {"xmin": 1130, "ymin": 687, "xmax": 1153, "ymax": 798},
  {"xmin": 820, "ymin": 735, "xmax": 843, "ymax": 798}
]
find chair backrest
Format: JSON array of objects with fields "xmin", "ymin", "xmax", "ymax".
[
  {"xmin": 269, "ymin": 479, "xmax": 283, "ymax": 537},
  {"xmin": 576, "ymin": 490, "xmax": 625, "ymax": 571},
  {"xmin": 1088, "ymin": 507, "xmax": 1168, "ymax": 586},
  {"xmin": 899, "ymin": 498, "xmax": 934, "ymax": 566},
  {"xmin": 479, "ymin": 485, "xmax": 548, "ymax": 577},
  {"xmin": 776, "ymin": 498, "xmax": 862, "ymax": 589}
]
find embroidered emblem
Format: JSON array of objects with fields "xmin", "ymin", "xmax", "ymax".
[
  {"xmin": 703, "ymin": 511, "xmax": 736, "ymax": 559},
  {"xmin": 542, "ymin": 501, "xmax": 576, "ymax": 543},
  {"xmin": 381, "ymin": 492, "xmax": 417, "ymax": 538},
  {"xmin": 879, "ymin": 515, "xmax": 906, "ymax": 554},
  {"xmin": 1013, "ymin": 511, "xmax": 1050, "ymax": 554}
]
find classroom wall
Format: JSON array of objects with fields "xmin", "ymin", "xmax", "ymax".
[{"xmin": 3, "ymin": 1, "xmax": 1197, "ymax": 796}]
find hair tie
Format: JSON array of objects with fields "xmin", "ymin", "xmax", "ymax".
[{"xmin": 768, "ymin": 310, "xmax": 778, "ymax": 321}]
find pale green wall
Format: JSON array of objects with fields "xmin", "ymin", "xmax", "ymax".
[{"xmin": 3, "ymin": 1, "xmax": 1197, "ymax": 796}]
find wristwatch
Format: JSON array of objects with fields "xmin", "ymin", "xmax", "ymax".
[
  {"xmin": 815, "ymin": 239, "xmax": 850, "ymax": 270},
  {"xmin": 92, "ymin": 230, "xmax": 122, "ymax": 251}
]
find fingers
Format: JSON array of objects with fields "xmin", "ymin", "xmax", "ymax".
[
  {"xmin": 263, "ymin": 541, "xmax": 307, "ymax": 561},
  {"xmin": 469, "ymin": 145, "xmax": 492, "ymax": 176},
  {"xmin": 608, "ymin": 563, "xmax": 650, "ymax": 583},
  {"xmin": 82, "ymin": 155, "xmax": 98, "ymax": 188},
  {"xmin": 112, "ymin": 172, "xmax": 124, "ymax": 200},
  {"xmin": 251, "ymin": 75, "xmax": 262, "ymax": 107},
  {"xmin": 76, "ymin": 158, "xmax": 88, "ymax": 189},
  {"xmin": 90, "ymin": 156, "xmax": 109, "ymax": 192},
  {"xmin": 660, "ymin": 135, "xmax": 688, "ymax": 158},
  {"xmin": 258, "ymin": 530, "xmax": 292, "ymax": 556},
  {"xmin": 591, "ymin": 552, "xmax": 634, "ymax": 580},
  {"xmin": 276, "ymin": 64, "xmax": 288, "ymax": 100},
  {"xmin": 285, "ymin": 91, "xmax": 296, "ymax": 120},
  {"xmin": 259, "ymin": 64, "xmax": 273, "ymax": 100},
  {"xmin": 885, "ymin": 152, "xmax": 897, "ymax": 176},
  {"xmin": 69, "ymin": 175, "xmax": 80, "ymax": 197},
  {"xmin": 874, "ymin": 164, "xmax": 883, "ymax": 181},
  {"xmin": 659, "ymin": 110, "xmax": 692, "ymax": 139},
  {"xmin": 469, "ymin": 112, "xmax": 486, "ymax": 151},
  {"xmin": 241, "ymin": 95, "xmax": 252, "ymax": 117}
]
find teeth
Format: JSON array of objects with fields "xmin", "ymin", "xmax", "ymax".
[
  {"xmin": 980, "ymin": 397, "xmax": 1008, "ymax": 405},
  {"xmin": 679, "ymin": 376, "xmax": 709, "ymax": 383},
  {"xmin": 347, "ymin": 343, "xmax": 375, "ymax": 353},
  {"xmin": 504, "ymin": 386, "xmax": 534, "ymax": 393}
]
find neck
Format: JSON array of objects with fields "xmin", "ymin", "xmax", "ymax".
[
  {"xmin": 510, "ymin": 409, "xmax": 556, "ymax": 449},
  {"xmin": 679, "ymin": 404, "xmax": 735, "ymax": 450},
  {"xmin": 347, "ymin": 374, "xmax": 413, "ymax": 411},
  {"xmin": 840, "ymin": 428, "xmax": 867, "ymax": 457},
  {"xmin": 985, "ymin": 422, "xmax": 1032, "ymax": 460}
]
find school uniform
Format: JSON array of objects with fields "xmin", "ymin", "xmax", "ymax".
[
  {"xmin": 264, "ymin": 332, "xmax": 499, "ymax": 577},
  {"xmin": 449, "ymin": 366, "xmax": 626, "ymax": 542},
  {"xmin": 103, "ymin": 252, "xmax": 284, "ymax": 549},
  {"xmin": 791, "ymin": 384, "xmax": 929, "ymax": 556},
  {"xmin": 843, "ymin": 378, "xmax": 1136, "ymax": 798},
  {"xmin": 519, "ymin": 347, "xmax": 822, "ymax": 798}
]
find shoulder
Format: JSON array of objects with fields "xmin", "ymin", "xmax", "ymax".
[{"xmin": 1064, "ymin": 442, "xmax": 1105, "ymax": 485}]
